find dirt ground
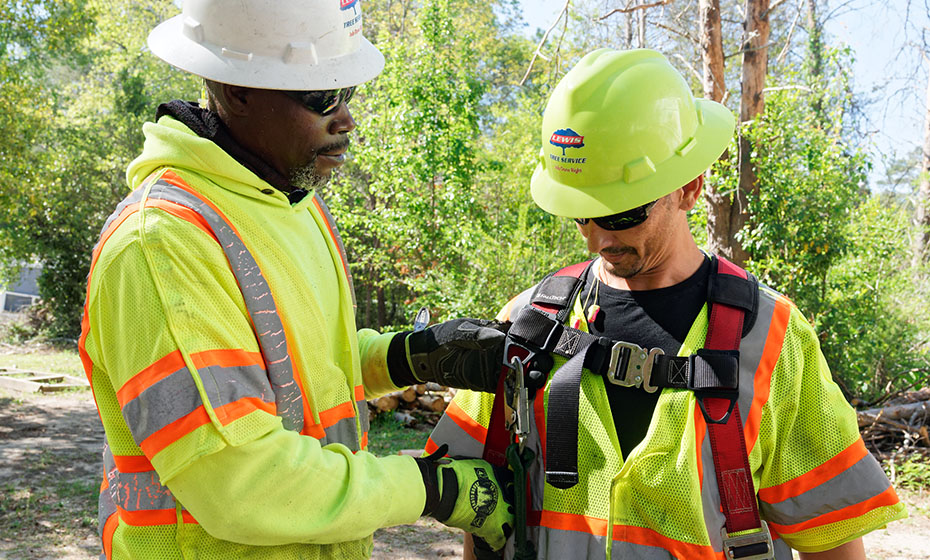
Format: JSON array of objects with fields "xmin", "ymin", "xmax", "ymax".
[{"xmin": 0, "ymin": 390, "xmax": 926, "ymax": 559}]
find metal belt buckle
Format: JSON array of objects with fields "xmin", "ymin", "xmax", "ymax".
[
  {"xmin": 606, "ymin": 341, "xmax": 663, "ymax": 393},
  {"xmin": 721, "ymin": 521, "xmax": 774, "ymax": 560}
]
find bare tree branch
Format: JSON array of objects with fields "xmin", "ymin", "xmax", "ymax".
[
  {"xmin": 774, "ymin": 0, "xmax": 805, "ymax": 66},
  {"xmin": 597, "ymin": 0, "xmax": 673, "ymax": 21},
  {"xmin": 762, "ymin": 0, "xmax": 791, "ymax": 19},
  {"xmin": 654, "ymin": 21, "xmax": 700, "ymax": 46},
  {"xmin": 519, "ymin": 0, "xmax": 572, "ymax": 86}
]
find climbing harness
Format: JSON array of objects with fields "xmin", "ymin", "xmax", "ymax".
[{"xmin": 483, "ymin": 256, "xmax": 773, "ymax": 559}]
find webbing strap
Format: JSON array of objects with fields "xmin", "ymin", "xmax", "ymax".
[
  {"xmin": 543, "ymin": 344, "xmax": 593, "ymax": 489},
  {"xmin": 701, "ymin": 257, "xmax": 765, "ymax": 537},
  {"xmin": 482, "ymin": 261, "xmax": 593, "ymax": 468}
]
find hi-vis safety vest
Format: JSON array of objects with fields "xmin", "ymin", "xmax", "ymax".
[
  {"xmin": 80, "ymin": 169, "xmax": 373, "ymax": 559},
  {"xmin": 427, "ymin": 259, "xmax": 906, "ymax": 560}
]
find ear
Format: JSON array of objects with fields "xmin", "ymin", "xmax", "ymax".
[
  {"xmin": 678, "ymin": 174, "xmax": 703, "ymax": 211},
  {"xmin": 222, "ymin": 84, "xmax": 254, "ymax": 117}
]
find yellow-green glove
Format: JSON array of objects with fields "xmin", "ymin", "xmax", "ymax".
[{"xmin": 415, "ymin": 445, "xmax": 514, "ymax": 551}]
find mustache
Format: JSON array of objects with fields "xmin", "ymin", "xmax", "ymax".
[
  {"xmin": 317, "ymin": 137, "xmax": 350, "ymax": 155},
  {"xmin": 601, "ymin": 246, "xmax": 637, "ymax": 256}
]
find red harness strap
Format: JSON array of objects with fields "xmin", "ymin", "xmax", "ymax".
[{"xmin": 703, "ymin": 257, "xmax": 772, "ymax": 558}]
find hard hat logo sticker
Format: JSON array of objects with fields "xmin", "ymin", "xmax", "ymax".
[
  {"xmin": 342, "ymin": 0, "xmax": 361, "ymax": 27},
  {"xmin": 549, "ymin": 129, "xmax": 587, "ymax": 171},
  {"xmin": 550, "ymin": 129, "xmax": 585, "ymax": 155}
]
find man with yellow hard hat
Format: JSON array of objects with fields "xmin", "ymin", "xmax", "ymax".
[
  {"xmin": 80, "ymin": 1, "xmax": 515, "ymax": 558},
  {"xmin": 428, "ymin": 48, "xmax": 906, "ymax": 560}
]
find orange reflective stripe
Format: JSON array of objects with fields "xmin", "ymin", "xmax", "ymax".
[
  {"xmin": 354, "ymin": 385, "xmax": 365, "ymax": 401},
  {"xmin": 117, "ymin": 349, "xmax": 266, "ymax": 409},
  {"xmin": 316, "ymin": 400, "xmax": 355, "ymax": 429},
  {"xmin": 113, "ymin": 454, "xmax": 154, "ymax": 474},
  {"xmin": 115, "ymin": 507, "xmax": 174, "ymax": 526},
  {"xmin": 744, "ymin": 296, "xmax": 791, "ymax": 452},
  {"xmin": 101, "ymin": 512, "xmax": 117, "ymax": 559},
  {"xmin": 767, "ymin": 485, "xmax": 899, "ymax": 534},
  {"xmin": 360, "ymin": 431, "xmax": 368, "ymax": 450},
  {"xmin": 445, "ymin": 400, "xmax": 488, "ymax": 444},
  {"xmin": 694, "ymin": 405, "xmax": 706, "ymax": 490},
  {"xmin": 143, "ymin": 198, "xmax": 215, "ymax": 241},
  {"xmin": 611, "ymin": 524, "xmax": 717, "ymax": 560},
  {"xmin": 116, "ymin": 351, "xmax": 186, "ymax": 406},
  {"xmin": 758, "ymin": 438, "xmax": 869, "ymax": 504},
  {"xmin": 140, "ymin": 406, "xmax": 212, "ymax": 458},
  {"xmin": 215, "ymin": 397, "xmax": 276, "ymax": 422},
  {"xmin": 190, "ymin": 349, "xmax": 265, "ymax": 371},
  {"xmin": 425, "ymin": 437, "xmax": 440, "ymax": 454},
  {"xmin": 533, "ymin": 509, "xmax": 608, "ymax": 536}
]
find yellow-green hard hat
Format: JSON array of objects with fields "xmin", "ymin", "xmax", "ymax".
[{"xmin": 530, "ymin": 48, "xmax": 735, "ymax": 218}]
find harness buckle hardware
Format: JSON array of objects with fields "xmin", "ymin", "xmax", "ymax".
[
  {"xmin": 720, "ymin": 521, "xmax": 775, "ymax": 560},
  {"xmin": 606, "ymin": 341, "xmax": 663, "ymax": 393}
]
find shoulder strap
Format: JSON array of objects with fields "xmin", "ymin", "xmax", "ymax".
[
  {"xmin": 482, "ymin": 260, "xmax": 593, "ymax": 467},
  {"xmin": 701, "ymin": 256, "xmax": 774, "ymax": 559}
]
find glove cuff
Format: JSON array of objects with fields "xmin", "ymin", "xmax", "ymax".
[{"xmin": 386, "ymin": 331, "xmax": 418, "ymax": 387}]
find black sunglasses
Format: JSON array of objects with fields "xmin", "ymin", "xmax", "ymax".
[
  {"xmin": 281, "ymin": 86, "xmax": 356, "ymax": 116},
  {"xmin": 573, "ymin": 199, "xmax": 659, "ymax": 231}
]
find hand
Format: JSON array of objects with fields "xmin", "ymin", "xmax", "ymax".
[
  {"xmin": 416, "ymin": 445, "xmax": 514, "ymax": 551},
  {"xmin": 402, "ymin": 318, "xmax": 508, "ymax": 392}
]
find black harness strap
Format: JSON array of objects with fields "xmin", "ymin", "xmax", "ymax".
[{"xmin": 540, "ymin": 256, "xmax": 758, "ymax": 489}]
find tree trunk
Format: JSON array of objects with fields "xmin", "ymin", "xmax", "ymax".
[
  {"xmin": 699, "ymin": 0, "xmax": 735, "ymax": 258},
  {"xmin": 914, "ymin": 54, "xmax": 930, "ymax": 266},
  {"xmin": 734, "ymin": 0, "xmax": 771, "ymax": 266}
]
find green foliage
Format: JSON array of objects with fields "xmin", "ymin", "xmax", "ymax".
[
  {"xmin": 884, "ymin": 454, "xmax": 930, "ymax": 492},
  {"xmin": 719, "ymin": 48, "xmax": 930, "ymax": 400},
  {"xmin": 0, "ymin": 0, "xmax": 196, "ymax": 338},
  {"xmin": 331, "ymin": 0, "xmax": 583, "ymax": 328}
]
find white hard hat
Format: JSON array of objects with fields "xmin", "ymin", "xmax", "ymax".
[{"xmin": 147, "ymin": 0, "xmax": 385, "ymax": 90}]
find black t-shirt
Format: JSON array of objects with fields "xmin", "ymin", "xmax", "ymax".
[{"xmin": 576, "ymin": 256, "xmax": 711, "ymax": 457}]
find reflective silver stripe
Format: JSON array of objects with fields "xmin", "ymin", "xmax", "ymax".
[
  {"xmin": 759, "ymin": 452, "xmax": 892, "ymax": 526},
  {"xmin": 357, "ymin": 398, "xmax": 370, "ymax": 436},
  {"xmin": 319, "ymin": 415, "xmax": 360, "ymax": 451},
  {"xmin": 103, "ymin": 446, "xmax": 175, "ymax": 514},
  {"xmin": 98, "ymin": 447, "xmax": 118, "ymax": 539},
  {"xmin": 515, "ymin": 525, "xmax": 794, "ymax": 560},
  {"xmin": 122, "ymin": 363, "xmax": 273, "ymax": 442},
  {"xmin": 313, "ymin": 196, "xmax": 355, "ymax": 309},
  {"xmin": 428, "ymin": 414, "xmax": 485, "ymax": 458},
  {"xmin": 146, "ymin": 179, "xmax": 304, "ymax": 432},
  {"xmin": 533, "ymin": 525, "xmax": 611, "ymax": 559},
  {"xmin": 699, "ymin": 288, "xmax": 777, "ymax": 550}
]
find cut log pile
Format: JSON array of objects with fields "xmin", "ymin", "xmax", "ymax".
[
  {"xmin": 368, "ymin": 383, "xmax": 454, "ymax": 427},
  {"xmin": 858, "ymin": 388, "xmax": 930, "ymax": 461}
]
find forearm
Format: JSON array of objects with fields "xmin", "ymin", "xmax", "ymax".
[
  {"xmin": 798, "ymin": 537, "xmax": 866, "ymax": 560},
  {"xmin": 167, "ymin": 424, "xmax": 425, "ymax": 545}
]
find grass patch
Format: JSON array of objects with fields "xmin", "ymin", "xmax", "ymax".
[
  {"xmin": 0, "ymin": 347, "xmax": 83, "ymax": 377},
  {"xmin": 366, "ymin": 411, "xmax": 432, "ymax": 456}
]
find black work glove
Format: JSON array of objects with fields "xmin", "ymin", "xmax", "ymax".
[
  {"xmin": 387, "ymin": 318, "xmax": 508, "ymax": 393},
  {"xmin": 415, "ymin": 445, "xmax": 515, "ymax": 551}
]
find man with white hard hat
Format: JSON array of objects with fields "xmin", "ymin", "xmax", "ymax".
[{"xmin": 80, "ymin": 1, "xmax": 513, "ymax": 558}]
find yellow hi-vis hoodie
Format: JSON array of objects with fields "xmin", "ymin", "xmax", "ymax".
[{"xmin": 80, "ymin": 114, "xmax": 423, "ymax": 559}]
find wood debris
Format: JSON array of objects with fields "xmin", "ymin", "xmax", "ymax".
[
  {"xmin": 0, "ymin": 367, "xmax": 89, "ymax": 393},
  {"xmin": 368, "ymin": 383, "xmax": 453, "ymax": 426},
  {"xmin": 858, "ymin": 389, "xmax": 930, "ymax": 461}
]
